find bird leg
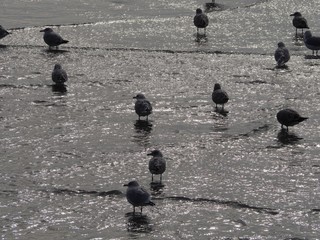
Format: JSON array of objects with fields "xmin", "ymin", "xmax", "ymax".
[
  {"xmin": 140, "ymin": 206, "xmax": 143, "ymax": 213},
  {"xmin": 151, "ymin": 174, "xmax": 154, "ymax": 182}
]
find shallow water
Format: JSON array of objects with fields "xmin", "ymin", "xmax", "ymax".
[{"xmin": 1, "ymin": 0, "xmax": 320, "ymax": 239}]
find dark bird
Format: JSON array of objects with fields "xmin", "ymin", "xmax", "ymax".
[
  {"xmin": 212, "ymin": 83, "xmax": 229, "ymax": 110},
  {"xmin": 133, "ymin": 93, "xmax": 152, "ymax": 120},
  {"xmin": 148, "ymin": 150, "xmax": 166, "ymax": 183},
  {"xmin": 276, "ymin": 109, "xmax": 308, "ymax": 131},
  {"xmin": 290, "ymin": 12, "xmax": 309, "ymax": 38},
  {"xmin": 124, "ymin": 180, "xmax": 155, "ymax": 214},
  {"xmin": 303, "ymin": 30, "xmax": 320, "ymax": 56},
  {"xmin": 0, "ymin": 25, "xmax": 11, "ymax": 40},
  {"xmin": 194, "ymin": 8, "xmax": 209, "ymax": 36},
  {"xmin": 52, "ymin": 64, "xmax": 68, "ymax": 85},
  {"xmin": 40, "ymin": 28, "xmax": 69, "ymax": 49},
  {"xmin": 274, "ymin": 42, "xmax": 290, "ymax": 67}
]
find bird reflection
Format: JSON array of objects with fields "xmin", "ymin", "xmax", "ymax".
[
  {"xmin": 195, "ymin": 33, "xmax": 208, "ymax": 43},
  {"xmin": 126, "ymin": 213, "xmax": 152, "ymax": 233},
  {"xmin": 132, "ymin": 120, "xmax": 153, "ymax": 147},
  {"xmin": 51, "ymin": 84, "xmax": 67, "ymax": 94},
  {"xmin": 150, "ymin": 182, "xmax": 165, "ymax": 194},
  {"xmin": 214, "ymin": 107, "xmax": 228, "ymax": 117},
  {"xmin": 277, "ymin": 129, "xmax": 302, "ymax": 144}
]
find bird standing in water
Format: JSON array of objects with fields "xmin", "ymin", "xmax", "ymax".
[
  {"xmin": 303, "ymin": 30, "xmax": 320, "ymax": 56},
  {"xmin": 40, "ymin": 28, "xmax": 69, "ymax": 49},
  {"xmin": 52, "ymin": 64, "xmax": 68, "ymax": 86},
  {"xmin": 133, "ymin": 93, "xmax": 152, "ymax": 120},
  {"xmin": 148, "ymin": 150, "xmax": 166, "ymax": 183},
  {"xmin": 290, "ymin": 12, "xmax": 309, "ymax": 38},
  {"xmin": 276, "ymin": 109, "xmax": 308, "ymax": 131},
  {"xmin": 0, "ymin": 25, "xmax": 11, "ymax": 40},
  {"xmin": 194, "ymin": 8, "xmax": 209, "ymax": 36},
  {"xmin": 274, "ymin": 42, "xmax": 290, "ymax": 68},
  {"xmin": 212, "ymin": 83, "xmax": 229, "ymax": 110},
  {"xmin": 124, "ymin": 180, "xmax": 155, "ymax": 214}
]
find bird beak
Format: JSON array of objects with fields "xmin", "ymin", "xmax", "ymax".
[
  {"xmin": 123, "ymin": 184, "xmax": 128, "ymax": 186},
  {"xmin": 133, "ymin": 96, "xmax": 137, "ymax": 99},
  {"xmin": 40, "ymin": 29, "xmax": 45, "ymax": 32},
  {"xmin": 289, "ymin": 13, "xmax": 294, "ymax": 16},
  {"xmin": 147, "ymin": 153, "xmax": 152, "ymax": 156}
]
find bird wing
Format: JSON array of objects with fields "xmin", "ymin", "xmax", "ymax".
[
  {"xmin": 293, "ymin": 17, "xmax": 308, "ymax": 28},
  {"xmin": 194, "ymin": 14, "xmax": 209, "ymax": 28},
  {"xmin": 52, "ymin": 69, "xmax": 68, "ymax": 84},
  {"xmin": 135, "ymin": 100, "xmax": 152, "ymax": 115},
  {"xmin": 149, "ymin": 157, "xmax": 166, "ymax": 173},
  {"xmin": 306, "ymin": 36, "xmax": 320, "ymax": 46},
  {"xmin": 275, "ymin": 48, "xmax": 288, "ymax": 66},
  {"xmin": 45, "ymin": 32, "xmax": 66, "ymax": 45},
  {"xmin": 212, "ymin": 90, "xmax": 229, "ymax": 104}
]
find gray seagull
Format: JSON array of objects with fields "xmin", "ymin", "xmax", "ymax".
[
  {"xmin": 0, "ymin": 25, "xmax": 11, "ymax": 40},
  {"xmin": 40, "ymin": 27, "xmax": 69, "ymax": 49},
  {"xmin": 290, "ymin": 12, "xmax": 309, "ymax": 38},
  {"xmin": 194, "ymin": 8, "xmax": 209, "ymax": 36},
  {"xmin": 52, "ymin": 64, "xmax": 68, "ymax": 85},
  {"xmin": 276, "ymin": 109, "xmax": 308, "ymax": 131},
  {"xmin": 133, "ymin": 93, "xmax": 152, "ymax": 120},
  {"xmin": 303, "ymin": 30, "xmax": 320, "ymax": 56},
  {"xmin": 148, "ymin": 150, "xmax": 166, "ymax": 183},
  {"xmin": 212, "ymin": 83, "xmax": 229, "ymax": 110},
  {"xmin": 124, "ymin": 180, "xmax": 155, "ymax": 214},
  {"xmin": 274, "ymin": 42, "xmax": 290, "ymax": 67}
]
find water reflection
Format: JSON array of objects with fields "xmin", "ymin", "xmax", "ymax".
[
  {"xmin": 274, "ymin": 65, "xmax": 289, "ymax": 70},
  {"xmin": 132, "ymin": 120, "xmax": 153, "ymax": 147},
  {"xmin": 150, "ymin": 182, "xmax": 165, "ymax": 194},
  {"xmin": 126, "ymin": 213, "xmax": 152, "ymax": 233},
  {"xmin": 214, "ymin": 107, "xmax": 228, "ymax": 117},
  {"xmin": 195, "ymin": 33, "xmax": 208, "ymax": 43},
  {"xmin": 51, "ymin": 84, "xmax": 67, "ymax": 94},
  {"xmin": 277, "ymin": 129, "xmax": 302, "ymax": 144}
]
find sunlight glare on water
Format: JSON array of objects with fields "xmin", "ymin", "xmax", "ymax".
[{"xmin": 1, "ymin": 0, "xmax": 320, "ymax": 239}]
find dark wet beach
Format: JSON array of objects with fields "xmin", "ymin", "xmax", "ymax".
[{"xmin": 1, "ymin": 0, "xmax": 320, "ymax": 239}]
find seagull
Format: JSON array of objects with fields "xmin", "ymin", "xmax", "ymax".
[
  {"xmin": 303, "ymin": 31, "xmax": 320, "ymax": 56},
  {"xmin": 194, "ymin": 8, "xmax": 209, "ymax": 36},
  {"xmin": 124, "ymin": 180, "xmax": 155, "ymax": 214},
  {"xmin": 133, "ymin": 93, "xmax": 152, "ymax": 120},
  {"xmin": 212, "ymin": 83, "xmax": 229, "ymax": 110},
  {"xmin": 148, "ymin": 150, "xmax": 166, "ymax": 183},
  {"xmin": 290, "ymin": 12, "xmax": 309, "ymax": 38},
  {"xmin": 0, "ymin": 25, "xmax": 11, "ymax": 40},
  {"xmin": 274, "ymin": 42, "xmax": 290, "ymax": 67},
  {"xmin": 40, "ymin": 28, "xmax": 69, "ymax": 49},
  {"xmin": 52, "ymin": 64, "xmax": 68, "ymax": 85},
  {"xmin": 276, "ymin": 109, "xmax": 308, "ymax": 131}
]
